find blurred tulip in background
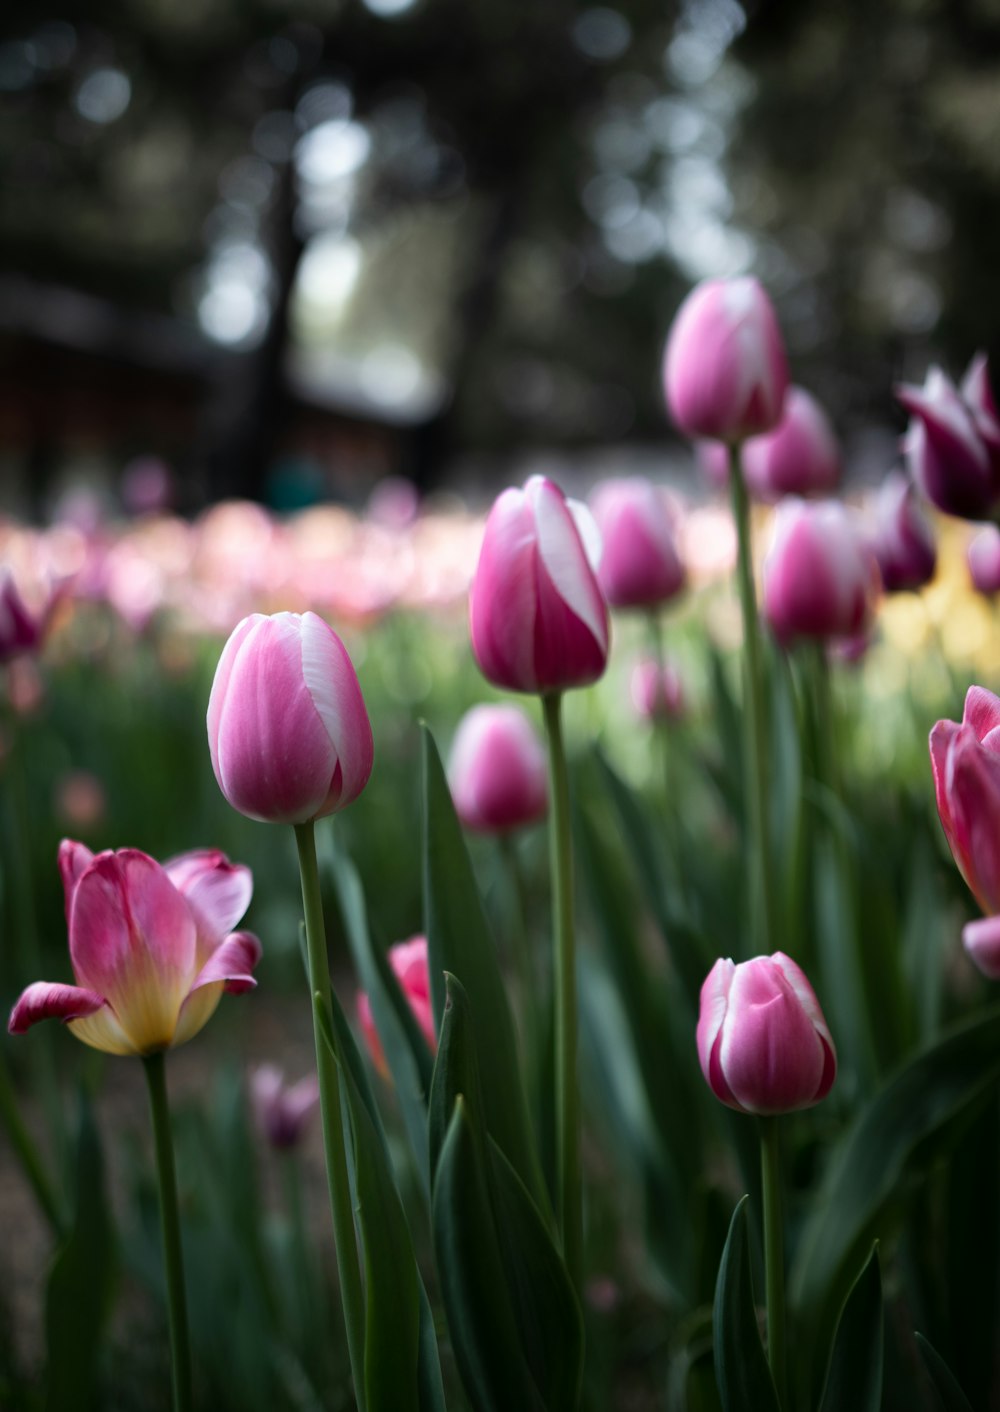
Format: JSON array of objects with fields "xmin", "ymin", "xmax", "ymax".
[
  {"xmin": 763, "ymin": 499, "xmax": 880, "ymax": 643},
  {"xmin": 589, "ymin": 477, "xmax": 685, "ymax": 609},
  {"xmin": 870, "ymin": 472, "xmax": 938, "ymax": 593},
  {"xmin": 448, "ymin": 703, "xmax": 547, "ymax": 833},
  {"xmin": 357, "ymin": 935, "xmax": 437, "ymax": 1079}
]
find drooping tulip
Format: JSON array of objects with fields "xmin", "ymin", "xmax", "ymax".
[
  {"xmin": 762, "ymin": 499, "xmax": 880, "ymax": 643},
  {"xmin": 207, "ymin": 610, "xmax": 374, "ymax": 824},
  {"xmin": 696, "ymin": 952, "xmax": 836, "ymax": 1115},
  {"xmin": 448, "ymin": 704, "xmax": 547, "ymax": 833},
  {"xmin": 967, "ymin": 525, "xmax": 1000, "ymax": 596},
  {"xmin": 897, "ymin": 358, "xmax": 1000, "ymax": 519},
  {"xmin": 870, "ymin": 472, "xmax": 937, "ymax": 593},
  {"xmin": 250, "ymin": 1065, "xmax": 320, "ymax": 1150},
  {"xmin": 663, "ymin": 277, "xmax": 788, "ymax": 444},
  {"xmin": 741, "ymin": 386, "xmax": 841, "ymax": 502},
  {"xmin": 9, "ymin": 843, "xmax": 260, "ymax": 1055},
  {"xmin": 469, "ymin": 475, "xmax": 609, "ymax": 694},
  {"xmin": 588, "ymin": 478, "xmax": 685, "ymax": 609},
  {"xmin": 357, "ymin": 936, "xmax": 437, "ymax": 1079}
]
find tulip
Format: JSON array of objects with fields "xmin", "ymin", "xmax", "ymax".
[
  {"xmin": 9, "ymin": 842, "xmax": 260, "ymax": 1056},
  {"xmin": 762, "ymin": 499, "xmax": 880, "ymax": 643},
  {"xmin": 663, "ymin": 276, "xmax": 788, "ymax": 444},
  {"xmin": 696, "ymin": 952, "xmax": 837, "ymax": 1116},
  {"xmin": 967, "ymin": 525, "xmax": 1000, "ymax": 596},
  {"xmin": 630, "ymin": 657, "xmax": 685, "ymax": 722},
  {"xmin": 589, "ymin": 477, "xmax": 685, "ymax": 609},
  {"xmin": 357, "ymin": 936, "xmax": 437, "ymax": 1079},
  {"xmin": 448, "ymin": 704, "xmax": 547, "ymax": 833},
  {"xmin": 930, "ymin": 686, "xmax": 1000, "ymax": 921},
  {"xmin": 469, "ymin": 475, "xmax": 609, "ymax": 695},
  {"xmin": 870, "ymin": 472, "xmax": 937, "ymax": 593},
  {"xmin": 897, "ymin": 359, "xmax": 1000, "ymax": 519},
  {"xmin": 250, "ymin": 1065, "xmax": 320, "ymax": 1150},
  {"xmin": 207, "ymin": 610, "xmax": 374, "ymax": 825},
  {"xmin": 0, "ymin": 570, "xmax": 52, "ymax": 665},
  {"xmin": 741, "ymin": 386, "xmax": 841, "ymax": 502}
]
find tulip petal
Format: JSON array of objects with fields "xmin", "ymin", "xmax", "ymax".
[
  {"xmin": 469, "ymin": 488, "xmax": 540, "ymax": 691},
  {"xmin": 299, "ymin": 610, "xmax": 374, "ymax": 811},
  {"xmin": 696, "ymin": 958, "xmax": 736, "ymax": 1103},
  {"xmin": 772, "ymin": 951, "xmax": 836, "ymax": 1099},
  {"xmin": 532, "ymin": 478, "xmax": 608, "ymax": 656},
  {"xmin": 963, "ymin": 685, "xmax": 1000, "ymax": 743},
  {"xmin": 963, "ymin": 915, "xmax": 1000, "ymax": 981},
  {"xmin": 946, "ymin": 730, "xmax": 1000, "ymax": 913},
  {"xmin": 188, "ymin": 930, "xmax": 262, "ymax": 995},
  {"xmin": 720, "ymin": 962, "xmax": 826, "ymax": 1115},
  {"xmin": 8, "ymin": 980, "xmax": 106, "ymax": 1034},
  {"xmin": 164, "ymin": 849, "xmax": 253, "ymax": 949},
  {"xmin": 58, "ymin": 839, "xmax": 96, "ymax": 921}
]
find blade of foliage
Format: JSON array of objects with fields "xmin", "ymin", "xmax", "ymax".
[
  {"xmin": 817, "ymin": 1244, "xmax": 883, "ymax": 1412},
  {"xmin": 791, "ymin": 1004, "xmax": 1000, "ymax": 1400},
  {"xmin": 712, "ymin": 1195, "xmax": 779, "ymax": 1412},
  {"xmin": 942, "ymin": 1095, "xmax": 999, "ymax": 1408},
  {"xmin": 421, "ymin": 724, "xmax": 546, "ymax": 1212},
  {"xmin": 915, "ymin": 1334, "xmax": 975, "ymax": 1412},
  {"xmin": 44, "ymin": 1093, "xmax": 116, "ymax": 1412}
]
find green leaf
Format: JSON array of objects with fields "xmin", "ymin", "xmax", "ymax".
[
  {"xmin": 791, "ymin": 1004, "xmax": 1000, "ymax": 1400},
  {"xmin": 915, "ymin": 1334, "xmax": 975, "ymax": 1412},
  {"xmin": 712, "ymin": 1196, "xmax": 779, "ymax": 1412},
  {"xmin": 44, "ymin": 1093, "xmax": 116, "ymax": 1412},
  {"xmin": 817, "ymin": 1245, "xmax": 883, "ymax": 1412},
  {"xmin": 421, "ymin": 725, "xmax": 546, "ymax": 1212}
]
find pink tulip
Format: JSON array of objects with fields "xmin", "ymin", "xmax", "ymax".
[
  {"xmin": 897, "ymin": 359, "xmax": 1000, "ymax": 519},
  {"xmin": 663, "ymin": 277, "xmax": 788, "ymax": 444},
  {"xmin": 967, "ymin": 526, "xmax": 1000, "ymax": 596},
  {"xmin": 762, "ymin": 500, "xmax": 880, "ymax": 643},
  {"xmin": 469, "ymin": 476, "xmax": 609, "ymax": 694},
  {"xmin": 630, "ymin": 658, "xmax": 685, "ymax": 722},
  {"xmin": 250, "ymin": 1065, "xmax": 320, "ymax": 1150},
  {"xmin": 448, "ymin": 704, "xmax": 547, "ymax": 833},
  {"xmin": 0, "ymin": 570, "xmax": 52, "ymax": 665},
  {"xmin": 207, "ymin": 611, "xmax": 374, "ymax": 824},
  {"xmin": 741, "ymin": 386, "xmax": 841, "ymax": 502},
  {"xmin": 930, "ymin": 687, "xmax": 1000, "ymax": 918},
  {"xmin": 9, "ymin": 842, "xmax": 260, "ymax": 1055},
  {"xmin": 870, "ymin": 472, "xmax": 937, "ymax": 593},
  {"xmin": 697, "ymin": 952, "xmax": 836, "ymax": 1115},
  {"xmin": 589, "ymin": 478, "xmax": 685, "ymax": 609},
  {"xmin": 357, "ymin": 936, "xmax": 437, "ymax": 1079}
]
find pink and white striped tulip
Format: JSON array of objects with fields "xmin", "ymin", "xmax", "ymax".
[
  {"xmin": 897, "ymin": 360, "xmax": 1000, "ymax": 520},
  {"xmin": 207, "ymin": 611, "xmax": 373, "ymax": 824},
  {"xmin": 448, "ymin": 704, "xmax": 547, "ymax": 833},
  {"xmin": 967, "ymin": 526, "xmax": 1000, "ymax": 596},
  {"xmin": 469, "ymin": 476, "xmax": 609, "ymax": 694},
  {"xmin": 357, "ymin": 935, "xmax": 437, "ymax": 1079},
  {"xmin": 663, "ymin": 277, "xmax": 788, "ymax": 444},
  {"xmin": 870, "ymin": 472, "xmax": 937, "ymax": 593},
  {"xmin": 762, "ymin": 500, "xmax": 880, "ymax": 643},
  {"xmin": 588, "ymin": 478, "xmax": 685, "ymax": 609},
  {"xmin": 741, "ymin": 386, "xmax": 841, "ymax": 502},
  {"xmin": 697, "ymin": 952, "xmax": 836, "ymax": 1115},
  {"xmin": 250, "ymin": 1065, "xmax": 320, "ymax": 1150},
  {"xmin": 9, "ymin": 842, "xmax": 260, "ymax": 1056}
]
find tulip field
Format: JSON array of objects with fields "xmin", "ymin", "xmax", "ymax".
[{"xmin": 4, "ymin": 279, "xmax": 1000, "ymax": 1412}]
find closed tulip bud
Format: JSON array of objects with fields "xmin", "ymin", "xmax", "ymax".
[
  {"xmin": 357, "ymin": 936, "xmax": 437, "ymax": 1079},
  {"xmin": 663, "ymin": 277, "xmax": 789, "ymax": 444},
  {"xmin": 589, "ymin": 478, "xmax": 685, "ymax": 609},
  {"xmin": 9, "ymin": 843, "xmax": 260, "ymax": 1055},
  {"xmin": 697, "ymin": 952, "xmax": 836, "ymax": 1115},
  {"xmin": 762, "ymin": 500, "xmax": 880, "ymax": 643},
  {"xmin": 741, "ymin": 386, "xmax": 841, "ymax": 502},
  {"xmin": 250, "ymin": 1065, "xmax": 320, "ymax": 1150},
  {"xmin": 469, "ymin": 475, "xmax": 609, "ymax": 694},
  {"xmin": 207, "ymin": 611, "xmax": 374, "ymax": 825},
  {"xmin": 630, "ymin": 657, "xmax": 685, "ymax": 722},
  {"xmin": 448, "ymin": 704, "xmax": 547, "ymax": 833},
  {"xmin": 967, "ymin": 526, "xmax": 1000, "ymax": 596},
  {"xmin": 870, "ymin": 472, "xmax": 937, "ymax": 593},
  {"xmin": 897, "ymin": 362, "xmax": 1000, "ymax": 520}
]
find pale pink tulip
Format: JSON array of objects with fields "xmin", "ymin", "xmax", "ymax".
[
  {"xmin": 357, "ymin": 936, "xmax": 437, "ymax": 1079},
  {"xmin": 448, "ymin": 704, "xmax": 547, "ymax": 833},
  {"xmin": 250, "ymin": 1065, "xmax": 320, "ymax": 1150},
  {"xmin": 589, "ymin": 478, "xmax": 685, "ymax": 609},
  {"xmin": 967, "ymin": 526, "xmax": 1000, "ymax": 596},
  {"xmin": 630, "ymin": 658, "xmax": 685, "ymax": 722}
]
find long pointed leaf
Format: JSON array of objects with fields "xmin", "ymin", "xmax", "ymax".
[
  {"xmin": 712, "ymin": 1195, "xmax": 779, "ymax": 1412},
  {"xmin": 915, "ymin": 1334, "xmax": 975, "ymax": 1412},
  {"xmin": 818, "ymin": 1245, "xmax": 883, "ymax": 1412}
]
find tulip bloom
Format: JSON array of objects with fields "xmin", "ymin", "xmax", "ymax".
[
  {"xmin": 870, "ymin": 472, "xmax": 937, "ymax": 593},
  {"xmin": 967, "ymin": 526, "xmax": 1000, "ymax": 596},
  {"xmin": 207, "ymin": 610, "xmax": 374, "ymax": 824},
  {"xmin": 9, "ymin": 842, "xmax": 260, "ymax": 1055},
  {"xmin": 741, "ymin": 386, "xmax": 841, "ymax": 502},
  {"xmin": 897, "ymin": 358, "xmax": 1000, "ymax": 520},
  {"xmin": 0, "ymin": 570, "xmax": 53, "ymax": 665},
  {"xmin": 448, "ymin": 704, "xmax": 547, "ymax": 833},
  {"xmin": 630, "ymin": 657, "xmax": 685, "ymax": 722},
  {"xmin": 762, "ymin": 499, "xmax": 880, "ymax": 644},
  {"xmin": 663, "ymin": 277, "xmax": 788, "ymax": 444},
  {"xmin": 469, "ymin": 475, "xmax": 609, "ymax": 694},
  {"xmin": 697, "ymin": 953, "xmax": 836, "ymax": 1115},
  {"xmin": 357, "ymin": 936, "xmax": 437, "ymax": 1079},
  {"xmin": 589, "ymin": 478, "xmax": 685, "ymax": 609},
  {"xmin": 250, "ymin": 1065, "xmax": 320, "ymax": 1150}
]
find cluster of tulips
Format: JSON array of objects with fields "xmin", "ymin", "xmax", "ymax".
[{"xmin": 4, "ymin": 273, "xmax": 1000, "ymax": 1411}]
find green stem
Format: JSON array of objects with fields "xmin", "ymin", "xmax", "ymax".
[
  {"xmin": 0, "ymin": 1047, "xmax": 67, "ymax": 1238},
  {"xmin": 759, "ymin": 1116, "xmax": 787, "ymax": 1408},
  {"xmin": 143, "ymin": 1052, "xmax": 193, "ymax": 1412},
  {"xmin": 498, "ymin": 832, "xmax": 539, "ymax": 1064},
  {"xmin": 541, "ymin": 692, "xmax": 582, "ymax": 1293},
  {"xmin": 728, "ymin": 444, "xmax": 775, "ymax": 953},
  {"xmin": 294, "ymin": 821, "xmax": 367, "ymax": 1412}
]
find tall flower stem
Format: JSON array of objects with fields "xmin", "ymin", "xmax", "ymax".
[
  {"xmin": 646, "ymin": 610, "xmax": 687, "ymax": 909},
  {"xmin": 541, "ymin": 691, "xmax": 581, "ymax": 1292},
  {"xmin": 498, "ymin": 832, "xmax": 540, "ymax": 1066},
  {"xmin": 143, "ymin": 1052, "xmax": 193, "ymax": 1412},
  {"xmin": 294, "ymin": 821, "xmax": 367, "ymax": 1412},
  {"xmin": 727, "ymin": 443, "xmax": 775, "ymax": 953},
  {"xmin": 759, "ymin": 1116, "xmax": 787, "ymax": 1408},
  {"xmin": 0, "ymin": 1047, "xmax": 66, "ymax": 1238}
]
